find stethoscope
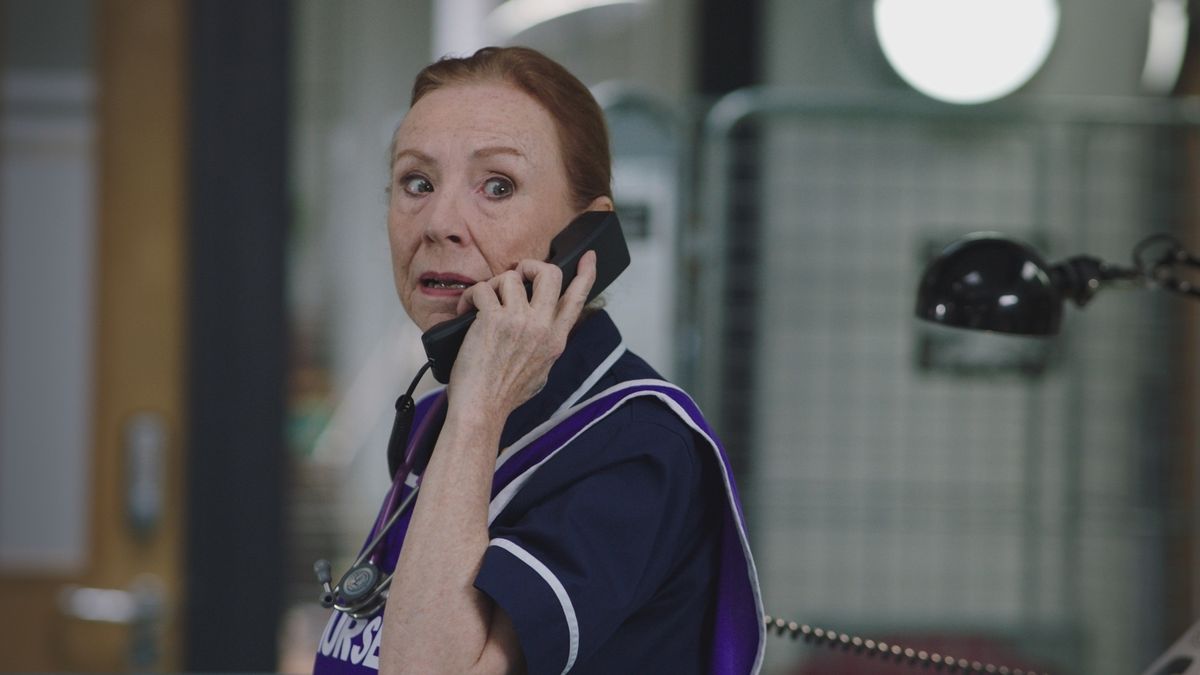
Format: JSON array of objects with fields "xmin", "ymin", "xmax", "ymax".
[{"xmin": 313, "ymin": 360, "xmax": 440, "ymax": 619}]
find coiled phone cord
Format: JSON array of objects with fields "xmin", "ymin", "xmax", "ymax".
[
  {"xmin": 764, "ymin": 615, "xmax": 1046, "ymax": 675},
  {"xmin": 374, "ymin": 354, "xmax": 1048, "ymax": 674}
]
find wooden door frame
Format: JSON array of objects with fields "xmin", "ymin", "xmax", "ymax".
[
  {"xmin": 185, "ymin": 0, "xmax": 289, "ymax": 670},
  {"xmin": 0, "ymin": 0, "xmax": 191, "ymax": 669},
  {"xmin": 0, "ymin": 0, "xmax": 190, "ymax": 670}
]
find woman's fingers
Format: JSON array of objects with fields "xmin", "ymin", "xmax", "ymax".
[
  {"xmin": 494, "ymin": 269, "xmax": 528, "ymax": 307},
  {"xmin": 447, "ymin": 253, "xmax": 597, "ymax": 413},
  {"xmin": 517, "ymin": 258, "xmax": 563, "ymax": 311},
  {"xmin": 555, "ymin": 250, "xmax": 597, "ymax": 331},
  {"xmin": 456, "ymin": 280, "xmax": 501, "ymax": 315},
  {"xmin": 462, "ymin": 253, "xmax": 595, "ymax": 329}
]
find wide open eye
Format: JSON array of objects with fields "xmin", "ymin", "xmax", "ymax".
[
  {"xmin": 482, "ymin": 176, "xmax": 514, "ymax": 199},
  {"xmin": 401, "ymin": 174, "xmax": 433, "ymax": 196}
]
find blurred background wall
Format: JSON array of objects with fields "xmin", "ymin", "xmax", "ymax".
[{"xmin": 1, "ymin": 1, "xmax": 1198, "ymax": 673}]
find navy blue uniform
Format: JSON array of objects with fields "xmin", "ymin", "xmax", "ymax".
[
  {"xmin": 314, "ymin": 311, "xmax": 760, "ymax": 674},
  {"xmin": 477, "ymin": 311, "xmax": 722, "ymax": 673}
]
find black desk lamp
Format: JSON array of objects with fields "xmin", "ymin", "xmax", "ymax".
[
  {"xmin": 915, "ymin": 233, "xmax": 1200, "ymax": 336},
  {"xmin": 914, "ymin": 232, "xmax": 1200, "ymax": 675}
]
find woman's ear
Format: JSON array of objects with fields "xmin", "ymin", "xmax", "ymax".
[{"xmin": 585, "ymin": 195, "xmax": 614, "ymax": 212}]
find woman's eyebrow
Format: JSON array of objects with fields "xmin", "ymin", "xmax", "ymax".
[
  {"xmin": 472, "ymin": 146, "xmax": 525, "ymax": 160},
  {"xmin": 392, "ymin": 148, "xmax": 435, "ymax": 167}
]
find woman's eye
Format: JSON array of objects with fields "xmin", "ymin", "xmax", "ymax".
[
  {"xmin": 401, "ymin": 175, "xmax": 433, "ymax": 195},
  {"xmin": 482, "ymin": 176, "xmax": 514, "ymax": 198}
]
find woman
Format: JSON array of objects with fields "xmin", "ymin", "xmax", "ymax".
[{"xmin": 313, "ymin": 46, "xmax": 763, "ymax": 674}]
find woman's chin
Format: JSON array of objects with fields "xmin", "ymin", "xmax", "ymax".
[
  {"xmin": 406, "ymin": 293, "xmax": 465, "ymax": 331},
  {"xmin": 414, "ymin": 308, "xmax": 463, "ymax": 332}
]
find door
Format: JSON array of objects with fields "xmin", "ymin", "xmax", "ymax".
[{"xmin": 0, "ymin": 0, "xmax": 187, "ymax": 669}]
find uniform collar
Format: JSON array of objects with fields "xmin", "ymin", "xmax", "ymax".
[{"xmin": 499, "ymin": 309, "xmax": 624, "ymax": 449}]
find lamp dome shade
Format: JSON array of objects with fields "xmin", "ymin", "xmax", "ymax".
[{"xmin": 915, "ymin": 235, "xmax": 1063, "ymax": 335}]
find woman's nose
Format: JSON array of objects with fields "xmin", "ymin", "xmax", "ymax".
[{"xmin": 423, "ymin": 194, "xmax": 470, "ymax": 245}]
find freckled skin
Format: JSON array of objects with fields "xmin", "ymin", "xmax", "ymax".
[
  {"xmin": 379, "ymin": 79, "xmax": 608, "ymax": 673},
  {"xmin": 388, "ymin": 82, "xmax": 579, "ymax": 331}
]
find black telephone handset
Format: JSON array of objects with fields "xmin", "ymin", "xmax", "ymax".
[{"xmin": 421, "ymin": 210, "xmax": 630, "ymax": 384}]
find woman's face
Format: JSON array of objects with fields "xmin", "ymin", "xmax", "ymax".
[{"xmin": 388, "ymin": 81, "xmax": 584, "ymax": 331}]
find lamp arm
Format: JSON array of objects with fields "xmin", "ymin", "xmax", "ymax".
[
  {"xmin": 1133, "ymin": 234, "xmax": 1200, "ymax": 300},
  {"xmin": 1051, "ymin": 256, "xmax": 1141, "ymax": 308}
]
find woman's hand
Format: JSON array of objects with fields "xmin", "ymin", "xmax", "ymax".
[
  {"xmin": 447, "ymin": 250, "xmax": 597, "ymax": 423},
  {"xmin": 384, "ymin": 254, "xmax": 596, "ymax": 674},
  {"xmin": 382, "ymin": 251, "xmax": 593, "ymax": 671}
]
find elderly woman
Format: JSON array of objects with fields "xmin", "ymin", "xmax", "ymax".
[{"xmin": 313, "ymin": 46, "xmax": 763, "ymax": 674}]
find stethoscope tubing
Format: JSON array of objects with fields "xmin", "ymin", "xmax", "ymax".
[
  {"xmin": 332, "ymin": 483, "xmax": 421, "ymax": 617},
  {"xmin": 321, "ymin": 363, "xmax": 441, "ymax": 619},
  {"xmin": 350, "ymin": 482, "xmax": 420, "ymax": 575}
]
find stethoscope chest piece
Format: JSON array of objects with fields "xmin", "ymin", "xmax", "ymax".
[
  {"xmin": 315, "ymin": 484, "xmax": 418, "ymax": 619},
  {"xmin": 315, "ymin": 556, "xmax": 391, "ymax": 619},
  {"xmin": 339, "ymin": 562, "xmax": 380, "ymax": 603}
]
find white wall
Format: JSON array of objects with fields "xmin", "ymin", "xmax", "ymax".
[{"xmin": 0, "ymin": 0, "xmax": 96, "ymax": 573}]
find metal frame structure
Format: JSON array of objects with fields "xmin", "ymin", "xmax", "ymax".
[{"xmin": 689, "ymin": 88, "xmax": 1200, "ymax": 674}]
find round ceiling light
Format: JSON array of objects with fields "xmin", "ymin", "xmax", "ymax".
[{"xmin": 873, "ymin": 0, "xmax": 1061, "ymax": 105}]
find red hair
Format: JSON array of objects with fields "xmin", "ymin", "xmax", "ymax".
[{"xmin": 410, "ymin": 46, "xmax": 612, "ymax": 211}]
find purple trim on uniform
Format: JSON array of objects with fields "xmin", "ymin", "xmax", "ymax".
[
  {"xmin": 645, "ymin": 385, "xmax": 760, "ymax": 674},
  {"xmin": 491, "ymin": 382, "xmax": 763, "ymax": 674}
]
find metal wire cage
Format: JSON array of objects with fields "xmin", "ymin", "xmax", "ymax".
[{"xmin": 688, "ymin": 89, "xmax": 1200, "ymax": 675}]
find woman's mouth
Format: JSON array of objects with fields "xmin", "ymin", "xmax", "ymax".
[{"xmin": 419, "ymin": 272, "xmax": 476, "ymax": 295}]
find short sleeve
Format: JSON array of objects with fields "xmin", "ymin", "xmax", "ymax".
[{"xmin": 473, "ymin": 411, "xmax": 703, "ymax": 675}]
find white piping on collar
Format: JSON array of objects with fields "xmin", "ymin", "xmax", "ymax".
[
  {"xmin": 495, "ymin": 342, "xmax": 627, "ymax": 471},
  {"xmin": 553, "ymin": 341, "xmax": 626, "ymax": 416},
  {"xmin": 489, "ymin": 378, "xmax": 684, "ymax": 520},
  {"xmin": 484, "ymin": 378, "xmax": 766, "ymax": 673}
]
